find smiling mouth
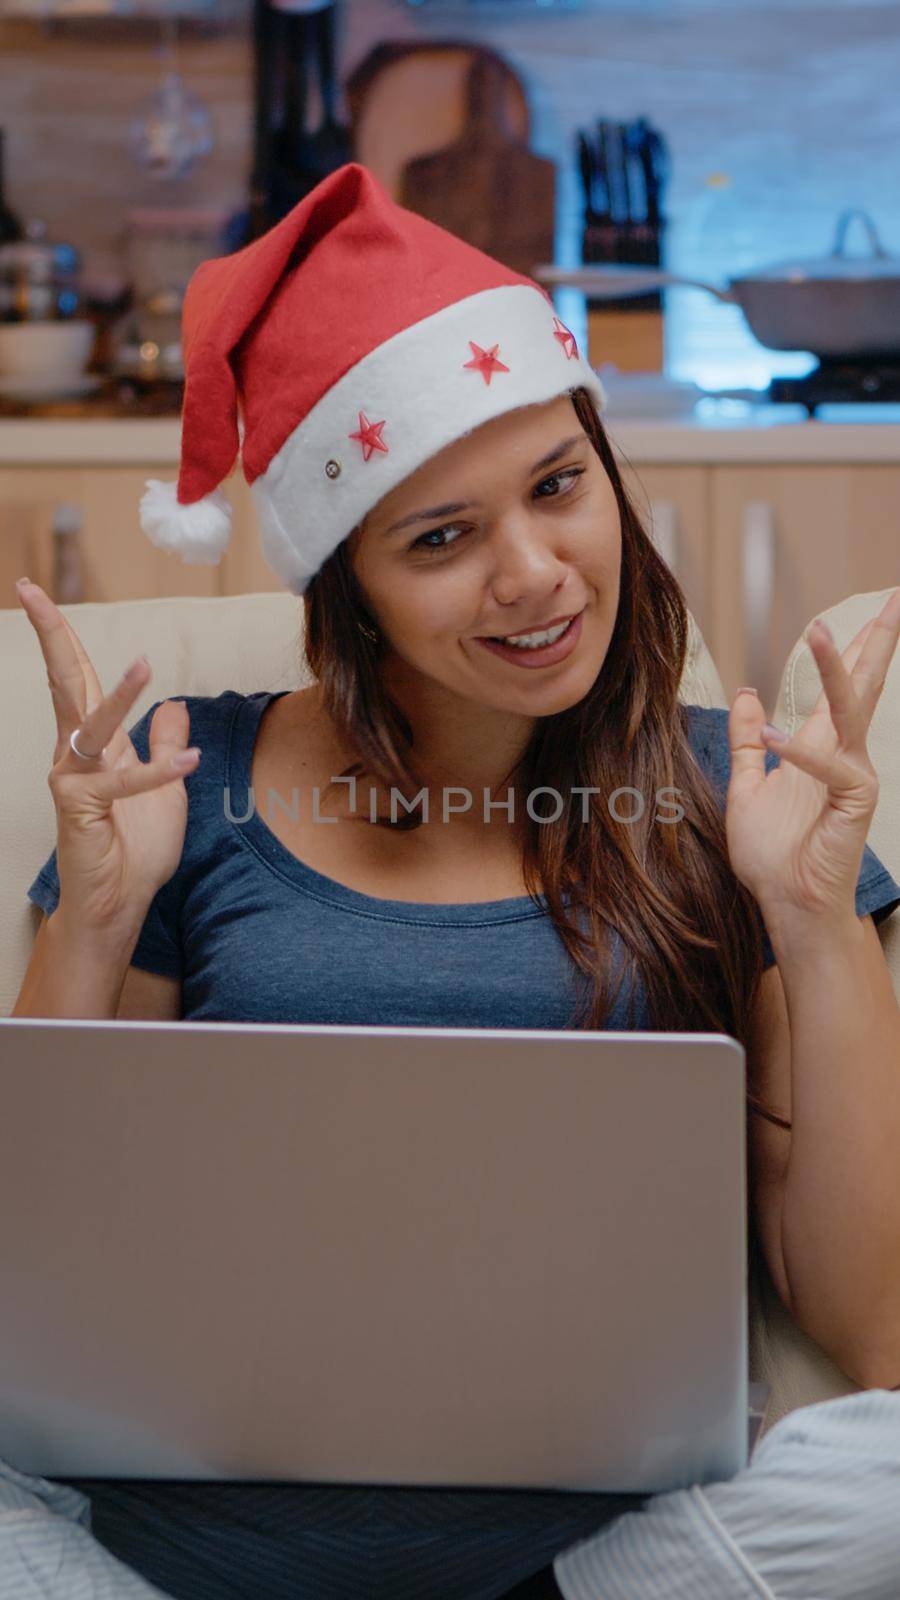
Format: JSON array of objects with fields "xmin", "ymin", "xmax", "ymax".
[
  {"xmin": 474, "ymin": 609, "xmax": 585, "ymax": 666},
  {"xmin": 478, "ymin": 609, "xmax": 583, "ymax": 642}
]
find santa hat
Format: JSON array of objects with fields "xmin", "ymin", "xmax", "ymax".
[{"xmin": 140, "ymin": 161, "xmax": 606, "ymax": 596}]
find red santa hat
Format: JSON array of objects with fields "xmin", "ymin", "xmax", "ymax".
[{"xmin": 140, "ymin": 161, "xmax": 606, "ymax": 595}]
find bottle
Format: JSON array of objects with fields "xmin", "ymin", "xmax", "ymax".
[
  {"xmin": 51, "ymin": 504, "xmax": 85, "ymax": 606},
  {"xmin": 666, "ymin": 173, "xmax": 763, "ymax": 389},
  {"xmin": 0, "ymin": 128, "xmax": 24, "ymax": 247},
  {"xmin": 687, "ymin": 173, "xmax": 759, "ymax": 284}
]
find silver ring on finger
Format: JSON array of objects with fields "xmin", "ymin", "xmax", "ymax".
[{"xmin": 69, "ymin": 726, "xmax": 107, "ymax": 763}]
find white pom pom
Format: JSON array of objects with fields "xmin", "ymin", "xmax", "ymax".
[{"xmin": 139, "ymin": 478, "xmax": 233, "ymax": 565}]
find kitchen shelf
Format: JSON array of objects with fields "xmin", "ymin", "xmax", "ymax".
[{"xmin": 3, "ymin": 411, "xmax": 900, "ymax": 467}]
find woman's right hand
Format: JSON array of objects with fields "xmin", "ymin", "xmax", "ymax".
[{"xmin": 17, "ymin": 578, "xmax": 201, "ymax": 936}]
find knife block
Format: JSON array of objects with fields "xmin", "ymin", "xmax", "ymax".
[
  {"xmin": 581, "ymin": 190, "xmax": 668, "ymax": 373},
  {"xmin": 587, "ymin": 306, "xmax": 664, "ymax": 373}
]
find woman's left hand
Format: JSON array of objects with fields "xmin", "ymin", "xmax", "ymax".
[{"xmin": 725, "ymin": 586, "xmax": 900, "ymax": 930}]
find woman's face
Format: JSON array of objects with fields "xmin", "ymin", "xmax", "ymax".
[{"xmin": 348, "ymin": 395, "xmax": 622, "ymax": 720}]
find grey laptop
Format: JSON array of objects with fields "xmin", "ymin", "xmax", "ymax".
[{"xmin": 0, "ymin": 1020, "xmax": 761, "ymax": 1494}]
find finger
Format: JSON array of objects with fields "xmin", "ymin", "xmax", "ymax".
[
  {"xmin": 15, "ymin": 580, "xmax": 107, "ymax": 712},
  {"xmin": 803, "ymin": 612, "xmax": 881, "ymax": 723},
  {"xmin": 727, "ymin": 686, "xmax": 768, "ymax": 790},
  {"xmin": 62, "ymin": 655, "xmax": 153, "ymax": 768},
  {"xmin": 760, "ymin": 722, "xmax": 877, "ymax": 810},
  {"xmin": 52, "ymin": 744, "xmax": 201, "ymax": 808},
  {"xmin": 145, "ymin": 698, "xmax": 194, "ymax": 763},
  {"xmin": 18, "ymin": 580, "xmax": 155, "ymax": 765},
  {"xmin": 805, "ymin": 617, "xmax": 869, "ymax": 752},
  {"xmin": 21, "ymin": 585, "xmax": 109, "ymax": 713},
  {"xmin": 57, "ymin": 611, "xmax": 107, "ymax": 713},
  {"xmin": 17, "ymin": 578, "xmax": 90, "ymax": 730},
  {"xmin": 60, "ymin": 699, "xmax": 193, "ymax": 787},
  {"xmin": 809, "ymin": 593, "xmax": 900, "ymax": 718},
  {"xmin": 844, "ymin": 587, "xmax": 900, "ymax": 717},
  {"xmin": 797, "ymin": 624, "xmax": 864, "ymax": 726}
]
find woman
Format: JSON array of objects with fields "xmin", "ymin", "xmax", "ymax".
[{"xmin": 11, "ymin": 164, "xmax": 900, "ymax": 1600}]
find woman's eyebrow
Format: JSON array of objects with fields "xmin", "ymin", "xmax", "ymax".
[{"xmin": 382, "ymin": 433, "xmax": 589, "ymax": 538}]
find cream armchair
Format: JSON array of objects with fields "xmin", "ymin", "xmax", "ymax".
[
  {"xmin": 750, "ymin": 589, "xmax": 900, "ymax": 1427},
  {"xmin": 1, "ymin": 587, "xmax": 898, "ymax": 1433}
]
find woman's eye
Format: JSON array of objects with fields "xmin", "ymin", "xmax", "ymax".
[
  {"xmin": 534, "ymin": 467, "xmax": 584, "ymax": 497},
  {"xmin": 408, "ymin": 468, "xmax": 584, "ymax": 554},
  {"xmin": 410, "ymin": 525, "xmax": 466, "ymax": 553}
]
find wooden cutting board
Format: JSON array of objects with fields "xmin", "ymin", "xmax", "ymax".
[
  {"xmin": 346, "ymin": 42, "xmax": 529, "ymax": 203},
  {"xmin": 398, "ymin": 53, "xmax": 555, "ymax": 278}
]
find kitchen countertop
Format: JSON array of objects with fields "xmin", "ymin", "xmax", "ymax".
[
  {"xmin": 609, "ymin": 403, "xmax": 900, "ymax": 463},
  {"xmin": 2, "ymin": 403, "xmax": 900, "ymax": 466}
]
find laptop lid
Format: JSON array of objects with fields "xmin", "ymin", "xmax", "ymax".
[{"xmin": 0, "ymin": 1020, "xmax": 748, "ymax": 1495}]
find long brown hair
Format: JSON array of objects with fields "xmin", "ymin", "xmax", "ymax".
[{"xmin": 301, "ymin": 386, "xmax": 766, "ymax": 1065}]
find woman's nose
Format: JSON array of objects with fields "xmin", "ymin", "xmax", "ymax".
[{"xmin": 486, "ymin": 518, "xmax": 571, "ymax": 603}]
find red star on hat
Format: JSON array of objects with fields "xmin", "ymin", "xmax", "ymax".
[
  {"xmin": 349, "ymin": 411, "xmax": 389, "ymax": 461},
  {"xmin": 462, "ymin": 341, "xmax": 510, "ymax": 385},
  {"xmin": 552, "ymin": 316, "xmax": 578, "ymax": 359}
]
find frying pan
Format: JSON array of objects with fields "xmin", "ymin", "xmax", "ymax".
[{"xmin": 537, "ymin": 209, "xmax": 900, "ymax": 361}]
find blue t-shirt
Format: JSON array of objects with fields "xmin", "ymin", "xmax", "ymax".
[
  {"xmin": 25, "ymin": 693, "xmax": 900, "ymax": 1600},
  {"xmin": 27, "ymin": 691, "xmax": 900, "ymax": 1024}
]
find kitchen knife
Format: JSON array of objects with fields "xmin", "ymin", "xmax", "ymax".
[{"xmin": 577, "ymin": 129, "xmax": 601, "ymax": 262}]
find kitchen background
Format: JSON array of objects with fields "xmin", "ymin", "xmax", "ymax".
[
  {"xmin": 4, "ymin": 0, "xmax": 900, "ymax": 385},
  {"xmin": 1, "ymin": 0, "xmax": 899, "ymax": 711}
]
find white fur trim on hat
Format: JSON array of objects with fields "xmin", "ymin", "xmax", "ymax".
[
  {"xmin": 140, "ymin": 479, "xmax": 233, "ymax": 565},
  {"xmin": 249, "ymin": 284, "xmax": 606, "ymax": 595}
]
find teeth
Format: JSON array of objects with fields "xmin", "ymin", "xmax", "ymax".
[{"xmin": 498, "ymin": 619, "xmax": 571, "ymax": 649}]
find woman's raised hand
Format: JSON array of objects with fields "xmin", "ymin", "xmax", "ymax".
[
  {"xmin": 725, "ymin": 586, "xmax": 900, "ymax": 935},
  {"xmin": 17, "ymin": 578, "xmax": 200, "ymax": 938}
]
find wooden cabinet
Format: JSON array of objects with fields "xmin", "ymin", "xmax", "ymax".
[
  {"xmin": 613, "ymin": 450, "xmax": 899, "ymax": 717},
  {"xmin": 0, "ymin": 464, "xmax": 278, "ymax": 608},
  {"xmin": 615, "ymin": 459, "xmax": 713, "ymax": 645},
  {"xmin": 708, "ymin": 466, "xmax": 900, "ymax": 712},
  {"xmin": 0, "ymin": 467, "xmax": 72, "ymax": 607},
  {"xmin": 3, "ymin": 430, "xmax": 898, "ymax": 724}
]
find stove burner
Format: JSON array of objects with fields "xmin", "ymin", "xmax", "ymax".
[{"xmin": 768, "ymin": 360, "xmax": 900, "ymax": 414}]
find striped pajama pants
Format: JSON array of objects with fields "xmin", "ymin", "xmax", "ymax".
[{"xmin": 1, "ymin": 1390, "xmax": 899, "ymax": 1600}]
